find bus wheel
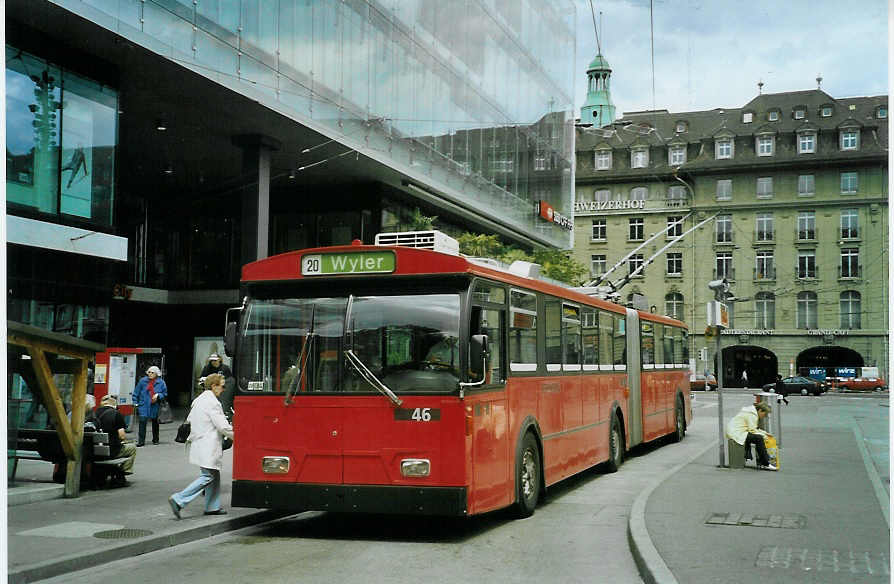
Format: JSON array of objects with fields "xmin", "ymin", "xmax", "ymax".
[
  {"xmin": 606, "ymin": 415, "xmax": 624, "ymax": 473},
  {"xmin": 513, "ymin": 433, "xmax": 541, "ymax": 518},
  {"xmin": 672, "ymin": 398, "xmax": 685, "ymax": 443}
]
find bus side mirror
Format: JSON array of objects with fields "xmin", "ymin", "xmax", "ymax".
[
  {"xmin": 469, "ymin": 334, "xmax": 489, "ymax": 378},
  {"xmin": 224, "ymin": 321, "xmax": 237, "ymax": 358}
]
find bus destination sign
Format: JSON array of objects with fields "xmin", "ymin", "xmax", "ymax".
[{"xmin": 301, "ymin": 251, "xmax": 396, "ymax": 276}]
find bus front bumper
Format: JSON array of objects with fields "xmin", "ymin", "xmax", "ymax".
[{"xmin": 232, "ymin": 480, "xmax": 468, "ymax": 516}]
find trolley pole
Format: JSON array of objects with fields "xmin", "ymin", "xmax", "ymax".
[{"xmin": 707, "ymin": 279, "xmax": 730, "ymax": 468}]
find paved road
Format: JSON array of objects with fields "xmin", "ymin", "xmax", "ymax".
[{"xmin": 37, "ymin": 400, "xmax": 722, "ymax": 584}]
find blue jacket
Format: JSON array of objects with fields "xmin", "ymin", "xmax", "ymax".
[{"xmin": 133, "ymin": 376, "xmax": 168, "ymax": 419}]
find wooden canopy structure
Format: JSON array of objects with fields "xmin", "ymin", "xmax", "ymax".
[{"xmin": 7, "ymin": 321, "xmax": 105, "ymax": 497}]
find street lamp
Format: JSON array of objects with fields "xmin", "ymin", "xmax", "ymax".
[{"xmin": 707, "ymin": 278, "xmax": 729, "ymax": 467}]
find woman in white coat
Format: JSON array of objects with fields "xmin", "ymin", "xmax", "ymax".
[{"xmin": 168, "ymin": 373, "xmax": 234, "ymax": 518}]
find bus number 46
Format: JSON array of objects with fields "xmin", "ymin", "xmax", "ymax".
[
  {"xmin": 412, "ymin": 408, "xmax": 432, "ymax": 421},
  {"xmin": 395, "ymin": 407, "xmax": 440, "ymax": 421}
]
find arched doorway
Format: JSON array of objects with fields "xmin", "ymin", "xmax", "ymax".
[
  {"xmin": 796, "ymin": 346, "xmax": 864, "ymax": 377},
  {"xmin": 719, "ymin": 345, "xmax": 777, "ymax": 388}
]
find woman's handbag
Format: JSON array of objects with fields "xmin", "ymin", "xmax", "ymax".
[
  {"xmin": 158, "ymin": 398, "xmax": 174, "ymax": 424},
  {"xmin": 174, "ymin": 421, "xmax": 191, "ymax": 443},
  {"xmin": 222, "ymin": 436, "xmax": 233, "ymax": 450}
]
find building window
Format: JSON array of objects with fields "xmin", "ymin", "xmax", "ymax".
[
  {"xmin": 742, "ymin": 112, "xmax": 753, "ymax": 123},
  {"xmin": 666, "ymin": 253, "xmax": 682, "ymax": 275},
  {"xmin": 797, "ymin": 132, "xmax": 816, "ymax": 153},
  {"xmin": 665, "ymin": 293, "xmax": 683, "ymax": 320},
  {"xmin": 630, "ymin": 187, "xmax": 648, "ymax": 201},
  {"xmin": 594, "ymin": 189, "xmax": 611, "ymax": 202},
  {"xmin": 755, "ymin": 251, "xmax": 774, "ymax": 280},
  {"xmin": 715, "ymin": 252, "xmax": 733, "ymax": 279},
  {"xmin": 798, "ymin": 250, "xmax": 816, "ymax": 279},
  {"xmin": 840, "ymin": 291, "xmax": 861, "ymax": 329},
  {"xmin": 631, "ymin": 148, "xmax": 649, "ymax": 168},
  {"xmin": 715, "ymin": 214, "xmax": 732, "ymax": 242},
  {"xmin": 675, "ymin": 121, "xmax": 687, "ymax": 133},
  {"xmin": 797, "ymin": 211, "xmax": 816, "ymax": 240},
  {"xmin": 715, "ymin": 138, "xmax": 733, "ymax": 159},
  {"xmin": 6, "ymin": 46, "xmax": 118, "ymax": 226},
  {"xmin": 669, "ymin": 145, "xmax": 686, "ymax": 166},
  {"xmin": 821, "ymin": 106, "xmax": 833, "ymax": 117},
  {"xmin": 667, "ymin": 215, "xmax": 683, "ymax": 238},
  {"xmin": 840, "ymin": 129, "xmax": 859, "ymax": 150},
  {"xmin": 798, "ymin": 174, "xmax": 815, "ymax": 196},
  {"xmin": 840, "ymin": 209, "xmax": 859, "ymax": 239},
  {"xmin": 591, "ymin": 254, "xmax": 606, "ymax": 275},
  {"xmin": 756, "ymin": 177, "xmax": 773, "ymax": 199},
  {"xmin": 534, "ymin": 154, "xmax": 550, "ymax": 171},
  {"xmin": 716, "ymin": 179, "xmax": 732, "ymax": 201},
  {"xmin": 595, "ymin": 149, "xmax": 612, "ymax": 170},
  {"xmin": 754, "ymin": 292, "xmax": 775, "ymax": 329},
  {"xmin": 757, "ymin": 135, "xmax": 774, "ymax": 156},
  {"xmin": 878, "ymin": 106, "xmax": 887, "ymax": 119},
  {"xmin": 840, "ymin": 248, "xmax": 860, "ymax": 278},
  {"xmin": 756, "ymin": 213, "xmax": 774, "ymax": 241},
  {"xmin": 840, "ymin": 172, "xmax": 858, "ymax": 194},
  {"xmin": 591, "ymin": 218, "xmax": 606, "ymax": 240},
  {"xmin": 768, "ymin": 111, "xmax": 779, "ymax": 121},
  {"xmin": 666, "ymin": 185, "xmax": 686, "ymax": 207},
  {"xmin": 629, "ymin": 218, "xmax": 644, "ymax": 240},
  {"xmin": 797, "ymin": 291, "xmax": 817, "ymax": 329},
  {"xmin": 628, "ymin": 254, "xmax": 644, "ymax": 277},
  {"xmin": 794, "ymin": 109, "xmax": 806, "ymax": 120}
]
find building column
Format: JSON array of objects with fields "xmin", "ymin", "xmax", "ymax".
[{"xmin": 232, "ymin": 134, "xmax": 282, "ymax": 264}]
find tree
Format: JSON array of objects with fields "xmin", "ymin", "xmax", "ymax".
[
  {"xmin": 532, "ymin": 249, "xmax": 589, "ymax": 286},
  {"xmin": 456, "ymin": 232, "xmax": 588, "ymax": 286},
  {"xmin": 408, "ymin": 208, "xmax": 438, "ymax": 231}
]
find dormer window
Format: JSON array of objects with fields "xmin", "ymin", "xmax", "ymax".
[
  {"xmin": 715, "ymin": 138, "xmax": 734, "ymax": 159},
  {"xmin": 768, "ymin": 111, "xmax": 779, "ymax": 121},
  {"xmin": 675, "ymin": 121, "xmax": 688, "ymax": 133},
  {"xmin": 669, "ymin": 145, "xmax": 686, "ymax": 166},
  {"xmin": 840, "ymin": 128, "xmax": 859, "ymax": 150},
  {"xmin": 595, "ymin": 149, "xmax": 612, "ymax": 170},
  {"xmin": 821, "ymin": 105, "xmax": 833, "ymax": 117},
  {"xmin": 757, "ymin": 135, "xmax": 775, "ymax": 156},
  {"xmin": 631, "ymin": 148, "xmax": 649, "ymax": 168},
  {"xmin": 797, "ymin": 131, "xmax": 816, "ymax": 154},
  {"xmin": 743, "ymin": 112, "xmax": 753, "ymax": 123},
  {"xmin": 877, "ymin": 106, "xmax": 887, "ymax": 118},
  {"xmin": 794, "ymin": 108, "xmax": 806, "ymax": 120}
]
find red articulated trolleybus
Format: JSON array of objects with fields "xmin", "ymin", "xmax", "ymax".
[{"xmin": 226, "ymin": 232, "xmax": 691, "ymax": 517}]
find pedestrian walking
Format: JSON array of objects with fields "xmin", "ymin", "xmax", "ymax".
[
  {"xmin": 741, "ymin": 369, "xmax": 748, "ymax": 387},
  {"xmin": 775, "ymin": 374, "xmax": 789, "ymax": 405},
  {"xmin": 726, "ymin": 402, "xmax": 776, "ymax": 470},
  {"xmin": 132, "ymin": 366, "xmax": 168, "ymax": 446},
  {"xmin": 168, "ymin": 373, "xmax": 234, "ymax": 518}
]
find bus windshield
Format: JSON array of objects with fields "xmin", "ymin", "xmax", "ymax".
[{"xmin": 237, "ymin": 293, "xmax": 462, "ymax": 395}]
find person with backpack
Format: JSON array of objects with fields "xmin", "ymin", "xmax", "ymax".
[{"xmin": 168, "ymin": 373, "xmax": 233, "ymax": 518}]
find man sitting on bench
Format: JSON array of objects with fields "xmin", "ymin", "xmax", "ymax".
[{"xmin": 94, "ymin": 394, "xmax": 137, "ymax": 485}]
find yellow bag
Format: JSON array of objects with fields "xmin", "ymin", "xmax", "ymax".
[{"xmin": 764, "ymin": 435, "xmax": 779, "ymax": 469}]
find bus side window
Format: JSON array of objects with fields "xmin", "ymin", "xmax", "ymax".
[
  {"xmin": 663, "ymin": 326, "xmax": 676, "ymax": 366},
  {"xmin": 653, "ymin": 324, "xmax": 664, "ymax": 366},
  {"xmin": 641, "ymin": 322, "xmax": 655, "ymax": 366},
  {"xmin": 598, "ymin": 310, "xmax": 614, "ymax": 367},
  {"xmin": 562, "ymin": 303, "xmax": 581, "ymax": 369},
  {"xmin": 680, "ymin": 329, "xmax": 689, "ymax": 364},
  {"xmin": 471, "ymin": 305, "xmax": 505, "ymax": 383},
  {"xmin": 613, "ymin": 315, "xmax": 626, "ymax": 366},
  {"xmin": 582, "ymin": 307, "xmax": 598, "ymax": 369},
  {"xmin": 545, "ymin": 299, "xmax": 562, "ymax": 370}
]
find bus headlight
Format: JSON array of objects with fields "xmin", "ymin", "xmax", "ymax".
[
  {"xmin": 400, "ymin": 459, "xmax": 430, "ymax": 477},
  {"xmin": 262, "ymin": 456, "xmax": 290, "ymax": 474}
]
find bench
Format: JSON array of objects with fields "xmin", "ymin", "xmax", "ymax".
[{"xmin": 8, "ymin": 428, "xmax": 129, "ymax": 487}]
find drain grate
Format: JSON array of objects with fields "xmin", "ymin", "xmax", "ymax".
[
  {"xmin": 705, "ymin": 512, "xmax": 805, "ymax": 529},
  {"xmin": 757, "ymin": 546, "xmax": 890, "ymax": 575},
  {"xmin": 93, "ymin": 528, "xmax": 153, "ymax": 539}
]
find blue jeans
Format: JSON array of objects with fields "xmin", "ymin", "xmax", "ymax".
[{"xmin": 171, "ymin": 468, "xmax": 222, "ymax": 512}]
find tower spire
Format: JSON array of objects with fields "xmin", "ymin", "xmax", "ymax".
[{"xmin": 581, "ymin": 54, "xmax": 616, "ymax": 127}]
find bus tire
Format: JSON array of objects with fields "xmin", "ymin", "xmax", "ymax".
[
  {"xmin": 512, "ymin": 432, "xmax": 541, "ymax": 518},
  {"xmin": 672, "ymin": 397, "xmax": 685, "ymax": 443},
  {"xmin": 606, "ymin": 414, "xmax": 624, "ymax": 473}
]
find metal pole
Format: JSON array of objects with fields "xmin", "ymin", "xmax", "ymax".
[{"xmin": 716, "ymin": 329, "xmax": 725, "ymax": 467}]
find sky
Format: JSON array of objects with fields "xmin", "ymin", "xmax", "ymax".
[{"xmin": 573, "ymin": 0, "xmax": 889, "ymax": 117}]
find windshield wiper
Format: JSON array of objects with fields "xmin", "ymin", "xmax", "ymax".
[
  {"xmin": 285, "ymin": 304, "xmax": 316, "ymax": 405},
  {"xmin": 344, "ymin": 349, "xmax": 402, "ymax": 407}
]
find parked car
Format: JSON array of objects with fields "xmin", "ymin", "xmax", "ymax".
[
  {"xmin": 690, "ymin": 373, "xmax": 718, "ymax": 391},
  {"xmin": 762, "ymin": 376, "xmax": 826, "ymax": 396},
  {"xmin": 836, "ymin": 377, "xmax": 887, "ymax": 392}
]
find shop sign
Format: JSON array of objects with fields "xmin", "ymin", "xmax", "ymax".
[
  {"xmin": 806, "ymin": 329, "xmax": 850, "ymax": 336},
  {"xmin": 721, "ymin": 329, "xmax": 774, "ymax": 335},
  {"xmin": 836, "ymin": 367, "xmax": 856, "ymax": 378},
  {"xmin": 574, "ymin": 199, "xmax": 646, "ymax": 212},
  {"xmin": 538, "ymin": 201, "xmax": 574, "ymax": 231}
]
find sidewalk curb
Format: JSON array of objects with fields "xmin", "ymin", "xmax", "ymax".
[
  {"xmin": 627, "ymin": 439, "xmax": 715, "ymax": 584},
  {"xmin": 9, "ymin": 510, "xmax": 292, "ymax": 584}
]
